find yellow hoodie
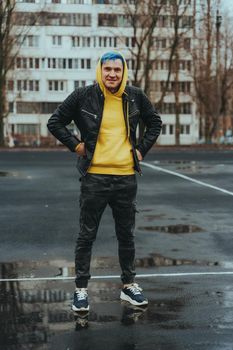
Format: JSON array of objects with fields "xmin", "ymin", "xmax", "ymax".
[{"xmin": 87, "ymin": 53, "xmax": 134, "ymax": 175}]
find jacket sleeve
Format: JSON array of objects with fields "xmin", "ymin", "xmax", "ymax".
[
  {"xmin": 47, "ymin": 90, "xmax": 81, "ymax": 152},
  {"xmin": 136, "ymin": 91, "xmax": 162, "ymax": 158}
]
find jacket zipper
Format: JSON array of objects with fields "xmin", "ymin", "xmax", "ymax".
[
  {"xmin": 81, "ymin": 109, "xmax": 97, "ymax": 119},
  {"xmin": 126, "ymin": 100, "xmax": 130, "ymax": 138},
  {"xmin": 129, "ymin": 110, "xmax": 139, "ymax": 118},
  {"xmin": 124, "ymin": 95, "xmax": 142, "ymax": 176},
  {"xmin": 83, "ymin": 93, "xmax": 105, "ymax": 176}
]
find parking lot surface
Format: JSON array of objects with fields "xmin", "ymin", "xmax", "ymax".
[{"xmin": 0, "ymin": 148, "xmax": 233, "ymax": 349}]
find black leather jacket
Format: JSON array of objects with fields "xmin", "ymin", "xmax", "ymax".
[{"xmin": 47, "ymin": 84, "xmax": 162, "ymax": 176}]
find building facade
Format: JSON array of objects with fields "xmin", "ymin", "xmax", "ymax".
[{"xmin": 6, "ymin": 0, "xmax": 199, "ymax": 146}]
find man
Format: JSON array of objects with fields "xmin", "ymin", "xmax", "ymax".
[{"xmin": 47, "ymin": 51, "xmax": 162, "ymax": 311}]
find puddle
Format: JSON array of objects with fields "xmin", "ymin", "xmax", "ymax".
[
  {"xmin": 0, "ymin": 171, "xmax": 12, "ymax": 177},
  {"xmin": 140, "ymin": 208, "xmax": 153, "ymax": 212},
  {"xmin": 138, "ymin": 224, "xmax": 204, "ymax": 234},
  {"xmin": 0, "ymin": 276, "xmax": 148, "ymax": 349},
  {"xmin": 220, "ymin": 261, "xmax": 233, "ymax": 269},
  {"xmin": 154, "ymin": 160, "xmax": 211, "ymax": 173},
  {"xmin": 0, "ymin": 171, "xmax": 19, "ymax": 178},
  {"xmin": 0, "ymin": 260, "xmax": 232, "ymax": 348},
  {"xmin": 143, "ymin": 214, "xmax": 166, "ymax": 220},
  {"xmin": 154, "ymin": 160, "xmax": 193, "ymax": 165},
  {"xmin": 136, "ymin": 253, "xmax": 218, "ymax": 268},
  {"xmin": 0, "ymin": 255, "xmax": 219, "ymax": 281}
]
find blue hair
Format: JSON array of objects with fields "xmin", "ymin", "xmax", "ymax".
[{"xmin": 100, "ymin": 52, "xmax": 124, "ymax": 65}]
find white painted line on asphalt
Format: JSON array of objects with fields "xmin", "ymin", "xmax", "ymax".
[
  {"xmin": 1, "ymin": 271, "xmax": 233, "ymax": 282},
  {"xmin": 141, "ymin": 162, "xmax": 233, "ymax": 196}
]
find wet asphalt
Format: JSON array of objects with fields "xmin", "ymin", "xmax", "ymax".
[{"xmin": 0, "ymin": 148, "xmax": 233, "ymax": 349}]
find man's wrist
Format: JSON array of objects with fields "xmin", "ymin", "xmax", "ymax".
[
  {"xmin": 136, "ymin": 149, "xmax": 143, "ymax": 161},
  {"xmin": 75, "ymin": 143, "xmax": 82, "ymax": 152}
]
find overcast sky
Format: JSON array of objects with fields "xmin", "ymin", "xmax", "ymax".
[{"xmin": 222, "ymin": 0, "xmax": 233, "ymax": 14}]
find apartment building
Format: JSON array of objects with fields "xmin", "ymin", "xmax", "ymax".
[{"xmin": 6, "ymin": 0, "xmax": 198, "ymax": 146}]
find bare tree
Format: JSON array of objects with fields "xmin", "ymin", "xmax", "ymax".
[
  {"xmin": 155, "ymin": 0, "xmax": 193, "ymax": 145},
  {"xmin": 0, "ymin": 1, "xmax": 43, "ymax": 147},
  {"xmin": 0, "ymin": 0, "xmax": 16, "ymax": 147},
  {"xmin": 119, "ymin": 0, "xmax": 163, "ymax": 89},
  {"xmin": 119, "ymin": 0, "xmax": 164, "ymax": 140},
  {"xmin": 121, "ymin": 0, "xmax": 193, "ymax": 144},
  {"xmin": 193, "ymin": 0, "xmax": 233, "ymax": 143}
]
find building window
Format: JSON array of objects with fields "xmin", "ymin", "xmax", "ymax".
[
  {"xmin": 149, "ymin": 81, "xmax": 160, "ymax": 92},
  {"xmin": 17, "ymin": 0, "xmax": 36, "ymax": 3},
  {"xmin": 72, "ymin": 37, "xmax": 80, "ymax": 47},
  {"xmin": 152, "ymin": 59, "xmax": 191, "ymax": 71},
  {"xmin": 48, "ymin": 80, "xmax": 66, "ymax": 92},
  {"xmin": 16, "ymin": 102, "xmax": 60, "ymax": 114},
  {"xmin": 16, "ymin": 57, "xmax": 40, "ymax": 69},
  {"xmin": 81, "ymin": 59, "xmax": 91, "ymax": 69},
  {"xmin": 125, "ymin": 37, "xmax": 136, "ymax": 48},
  {"xmin": 155, "ymin": 38, "xmax": 167, "ymax": 49},
  {"xmin": 159, "ymin": 103, "xmax": 191, "ymax": 114},
  {"xmin": 98, "ymin": 14, "xmax": 117, "ymax": 27},
  {"xmin": 41, "ymin": 102, "xmax": 59, "ymax": 113},
  {"xmin": 52, "ymin": 35, "xmax": 62, "ymax": 46},
  {"xmin": 97, "ymin": 36, "xmax": 117, "ymax": 48},
  {"xmin": 160, "ymin": 81, "xmax": 191, "ymax": 93},
  {"xmin": 126, "ymin": 59, "xmax": 136, "ymax": 70},
  {"xmin": 16, "ymin": 124, "xmax": 38, "ymax": 135},
  {"xmin": 74, "ymin": 81, "xmax": 86, "ymax": 89},
  {"xmin": 181, "ymin": 125, "xmax": 190, "ymax": 135},
  {"xmin": 67, "ymin": 0, "xmax": 86, "ymax": 3},
  {"xmin": 47, "ymin": 58, "xmax": 90, "ymax": 69},
  {"xmin": 72, "ymin": 36, "xmax": 91, "ymax": 47},
  {"xmin": 15, "ymin": 12, "xmax": 91, "ymax": 26},
  {"xmin": 9, "ymin": 102, "xmax": 14, "ymax": 113},
  {"xmin": 183, "ymin": 38, "xmax": 191, "ymax": 50},
  {"xmin": 169, "ymin": 125, "xmax": 174, "ymax": 135},
  {"xmin": 21, "ymin": 35, "xmax": 39, "ymax": 47},
  {"xmin": 17, "ymin": 80, "xmax": 40, "ymax": 92},
  {"xmin": 17, "ymin": 102, "xmax": 38, "ymax": 113},
  {"xmin": 180, "ymin": 103, "xmax": 191, "ymax": 114},
  {"xmin": 181, "ymin": 16, "xmax": 192, "ymax": 28},
  {"xmin": 162, "ymin": 124, "xmax": 166, "ymax": 135},
  {"xmin": 7, "ymin": 81, "xmax": 14, "ymax": 91},
  {"xmin": 117, "ymin": 14, "xmax": 131, "ymax": 27}
]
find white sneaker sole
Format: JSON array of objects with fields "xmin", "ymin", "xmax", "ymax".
[
  {"xmin": 120, "ymin": 291, "xmax": 148, "ymax": 306},
  {"xmin": 72, "ymin": 304, "xmax": 89, "ymax": 312}
]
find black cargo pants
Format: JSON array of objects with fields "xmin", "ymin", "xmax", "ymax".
[{"xmin": 75, "ymin": 173, "xmax": 137, "ymax": 288}]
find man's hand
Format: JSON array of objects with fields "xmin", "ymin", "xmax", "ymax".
[
  {"xmin": 76, "ymin": 142, "xmax": 86, "ymax": 156},
  {"xmin": 136, "ymin": 149, "xmax": 143, "ymax": 161}
]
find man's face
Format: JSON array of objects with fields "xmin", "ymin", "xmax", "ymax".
[{"xmin": 101, "ymin": 59, "xmax": 124, "ymax": 93}]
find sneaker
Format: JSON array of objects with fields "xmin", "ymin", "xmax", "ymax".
[
  {"xmin": 72, "ymin": 288, "xmax": 89, "ymax": 311},
  {"xmin": 120, "ymin": 283, "xmax": 148, "ymax": 306}
]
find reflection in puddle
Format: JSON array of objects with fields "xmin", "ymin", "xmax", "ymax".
[
  {"xmin": 58, "ymin": 253, "xmax": 218, "ymax": 273},
  {"xmin": 73, "ymin": 303, "xmax": 148, "ymax": 329},
  {"xmin": 154, "ymin": 160, "xmax": 210, "ymax": 174},
  {"xmin": 143, "ymin": 213, "xmax": 166, "ymax": 220},
  {"xmin": 0, "ymin": 171, "xmax": 11, "ymax": 177},
  {"xmin": 120, "ymin": 302, "xmax": 148, "ymax": 326},
  {"xmin": 0, "ymin": 171, "xmax": 19, "ymax": 177},
  {"xmin": 0, "ymin": 255, "xmax": 220, "ymax": 282},
  {"xmin": 0, "ymin": 263, "xmax": 48, "ymax": 348},
  {"xmin": 74, "ymin": 311, "xmax": 89, "ymax": 330},
  {"xmin": 136, "ymin": 254, "xmax": 218, "ymax": 268},
  {"xmin": 1, "ymin": 260, "xmax": 233, "ymax": 349},
  {"xmin": 220, "ymin": 261, "xmax": 233, "ymax": 269},
  {"xmin": 138, "ymin": 224, "xmax": 204, "ymax": 234}
]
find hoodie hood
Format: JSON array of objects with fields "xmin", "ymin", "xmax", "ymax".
[{"xmin": 96, "ymin": 51, "xmax": 128, "ymax": 97}]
